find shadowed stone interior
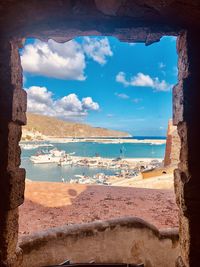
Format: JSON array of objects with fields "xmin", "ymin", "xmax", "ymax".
[{"xmin": 0, "ymin": 1, "xmax": 200, "ymax": 266}]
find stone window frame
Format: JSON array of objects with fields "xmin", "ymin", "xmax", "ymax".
[{"xmin": 0, "ymin": 4, "xmax": 198, "ymax": 266}]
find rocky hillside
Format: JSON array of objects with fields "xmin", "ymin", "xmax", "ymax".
[{"xmin": 22, "ymin": 113, "xmax": 129, "ymax": 140}]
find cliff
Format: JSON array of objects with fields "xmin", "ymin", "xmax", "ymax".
[{"xmin": 22, "ymin": 113, "xmax": 130, "ymax": 140}]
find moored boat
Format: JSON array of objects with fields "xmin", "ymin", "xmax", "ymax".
[{"xmin": 30, "ymin": 148, "xmax": 66, "ymax": 164}]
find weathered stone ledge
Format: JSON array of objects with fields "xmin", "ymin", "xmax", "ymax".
[{"xmin": 19, "ymin": 217, "xmax": 179, "ymax": 267}]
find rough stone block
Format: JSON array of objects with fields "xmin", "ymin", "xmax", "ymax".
[
  {"xmin": 10, "ymin": 40, "xmax": 23, "ymax": 89},
  {"xmin": 8, "ymin": 122, "xmax": 22, "ymax": 169},
  {"xmin": 174, "ymin": 169, "xmax": 183, "ymax": 208},
  {"xmin": 173, "ymin": 83, "xmax": 183, "ymax": 125},
  {"xmin": 177, "ymin": 33, "xmax": 189, "ymax": 82},
  {"xmin": 12, "ymin": 89, "xmax": 27, "ymax": 125},
  {"xmin": 7, "ymin": 168, "xmax": 25, "ymax": 210},
  {"xmin": 0, "ymin": 208, "xmax": 19, "ymax": 266}
]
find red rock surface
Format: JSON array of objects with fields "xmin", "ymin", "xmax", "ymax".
[{"xmin": 19, "ymin": 182, "xmax": 179, "ymax": 236}]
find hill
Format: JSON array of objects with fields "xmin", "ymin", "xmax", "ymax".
[{"xmin": 22, "ymin": 113, "xmax": 130, "ymax": 140}]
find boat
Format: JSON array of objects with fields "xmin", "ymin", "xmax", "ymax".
[
  {"xmin": 74, "ymin": 174, "xmax": 84, "ymax": 179},
  {"xmin": 30, "ymin": 148, "xmax": 66, "ymax": 164},
  {"xmin": 49, "ymin": 148, "xmax": 66, "ymax": 157},
  {"xmin": 20, "ymin": 143, "xmax": 54, "ymax": 150},
  {"xmin": 30, "ymin": 153, "xmax": 60, "ymax": 164}
]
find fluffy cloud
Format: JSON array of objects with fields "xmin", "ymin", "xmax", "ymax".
[
  {"xmin": 21, "ymin": 37, "xmax": 113, "ymax": 80},
  {"xmin": 131, "ymin": 73, "xmax": 155, "ymax": 87},
  {"xmin": 82, "ymin": 97, "xmax": 99, "ymax": 110},
  {"xmin": 26, "ymin": 86, "xmax": 99, "ymax": 120},
  {"xmin": 116, "ymin": 72, "xmax": 130, "ymax": 87},
  {"xmin": 21, "ymin": 40, "xmax": 86, "ymax": 80},
  {"xmin": 82, "ymin": 37, "xmax": 113, "ymax": 65},
  {"xmin": 116, "ymin": 71, "xmax": 171, "ymax": 91}
]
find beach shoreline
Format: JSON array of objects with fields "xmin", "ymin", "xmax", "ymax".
[{"xmin": 20, "ymin": 137, "xmax": 166, "ymax": 145}]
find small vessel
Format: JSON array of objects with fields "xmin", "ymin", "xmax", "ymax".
[
  {"xmin": 21, "ymin": 144, "xmax": 41, "ymax": 150},
  {"xmin": 21, "ymin": 143, "xmax": 54, "ymax": 150},
  {"xmin": 49, "ymin": 148, "xmax": 66, "ymax": 157},
  {"xmin": 74, "ymin": 174, "xmax": 84, "ymax": 179},
  {"xmin": 30, "ymin": 153, "xmax": 59, "ymax": 164},
  {"xmin": 30, "ymin": 148, "xmax": 66, "ymax": 164}
]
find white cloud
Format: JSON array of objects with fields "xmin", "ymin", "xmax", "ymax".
[
  {"xmin": 21, "ymin": 37, "xmax": 113, "ymax": 80},
  {"xmin": 26, "ymin": 86, "xmax": 54, "ymax": 116},
  {"xmin": 21, "ymin": 39, "xmax": 86, "ymax": 80},
  {"xmin": 116, "ymin": 71, "xmax": 171, "ymax": 91},
  {"xmin": 131, "ymin": 73, "xmax": 155, "ymax": 87},
  {"xmin": 82, "ymin": 97, "xmax": 99, "ymax": 111},
  {"xmin": 115, "ymin": 92, "xmax": 129, "ymax": 99},
  {"xmin": 82, "ymin": 37, "xmax": 113, "ymax": 65},
  {"xmin": 116, "ymin": 72, "xmax": 130, "ymax": 87},
  {"xmin": 26, "ymin": 86, "xmax": 99, "ymax": 120}
]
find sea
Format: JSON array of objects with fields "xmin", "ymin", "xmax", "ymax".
[{"xmin": 21, "ymin": 136, "xmax": 166, "ymax": 182}]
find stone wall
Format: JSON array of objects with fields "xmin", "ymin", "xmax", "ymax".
[
  {"xmin": 0, "ymin": 1, "xmax": 200, "ymax": 266},
  {"xmin": 0, "ymin": 39, "xmax": 26, "ymax": 266},
  {"xmin": 173, "ymin": 30, "xmax": 200, "ymax": 267},
  {"xmin": 19, "ymin": 218, "xmax": 179, "ymax": 267},
  {"xmin": 164, "ymin": 120, "xmax": 181, "ymax": 167}
]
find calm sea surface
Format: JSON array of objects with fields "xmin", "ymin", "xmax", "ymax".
[{"xmin": 21, "ymin": 138, "xmax": 166, "ymax": 182}]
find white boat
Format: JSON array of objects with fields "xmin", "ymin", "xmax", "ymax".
[
  {"xmin": 49, "ymin": 148, "xmax": 66, "ymax": 157},
  {"xmin": 74, "ymin": 174, "xmax": 84, "ymax": 179},
  {"xmin": 30, "ymin": 148, "xmax": 66, "ymax": 164},
  {"xmin": 30, "ymin": 154, "xmax": 59, "ymax": 164},
  {"xmin": 21, "ymin": 144, "xmax": 41, "ymax": 150},
  {"xmin": 21, "ymin": 143, "xmax": 54, "ymax": 150}
]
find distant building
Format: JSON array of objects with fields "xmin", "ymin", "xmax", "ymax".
[{"xmin": 164, "ymin": 120, "xmax": 181, "ymax": 167}]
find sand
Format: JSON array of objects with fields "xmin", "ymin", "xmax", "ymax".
[{"xmin": 19, "ymin": 181, "xmax": 178, "ymax": 237}]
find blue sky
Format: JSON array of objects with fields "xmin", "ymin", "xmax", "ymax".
[{"xmin": 21, "ymin": 36, "xmax": 177, "ymax": 136}]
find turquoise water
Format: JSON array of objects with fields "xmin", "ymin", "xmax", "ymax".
[{"xmin": 21, "ymin": 141, "xmax": 166, "ymax": 182}]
